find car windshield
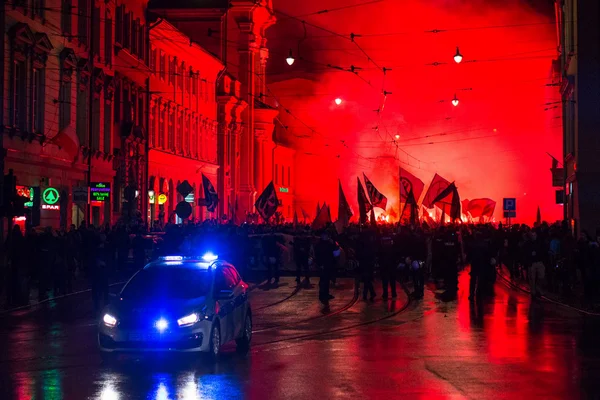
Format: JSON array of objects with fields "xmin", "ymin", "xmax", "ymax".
[{"xmin": 121, "ymin": 267, "xmax": 211, "ymax": 300}]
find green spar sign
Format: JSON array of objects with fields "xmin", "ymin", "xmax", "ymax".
[{"xmin": 42, "ymin": 188, "xmax": 60, "ymax": 205}]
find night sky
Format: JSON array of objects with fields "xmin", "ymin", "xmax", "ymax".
[{"xmin": 265, "ymin": 0, "xmax": 561, "ymax": 223}]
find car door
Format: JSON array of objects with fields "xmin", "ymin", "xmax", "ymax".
[
  {"xmin": 214, "ymin": 266, "xmax": 236, "ymax": 343},
  {"xmin": 225, "ymin": 265, "xmax": 245, "ymax": 337}
]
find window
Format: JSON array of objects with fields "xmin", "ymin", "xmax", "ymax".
[
  {"xmin": 104, "ymin": 102, "xmax": 111, "ymax": 153},
  {"xmin": 11, "ymin": 60, "xmax": 26, "ymax": 131},
  {"xmin": 122, "ymin": 268, "xmax": 211, "ymax": 300},
  {"xmin": 159, "ymin": 51, "xmax": 166, "ymax": 80},
  {"xmin": 139, "ymin": 24, "xmax": 146, "ymax": 62},
  {"xmin": 76, "ymin": 78, "xmax": 89, "ymax": 146},
  {"xmin": 132, "ymin": 19, "xmax": 139, "ymax": 55},
  {"xmin": 123, "ymin": 86, "xmax": 131, "ymax": 122},
  {"xmin": 192, "ymin": 71, "xmax": 197, "ymax": 95},
  {"xmin": 149, "ymin": 102, "xmax": 156, "ymax": 148},
  {"xmin": 150, "ymin": 47, "xmax": 156, "ymax": 74},
  {"xmin": 78, "ymin": 0, "xmax": 89, "ymax": 47},
  {"xmin": 186, "ymin": 68, "xmax": 192, "ymax": 93},
  {"xmin": 31, "ymin": 68, "xmax": 45, "ymax": 133},
  {"xmin": 169, "ymin": 57, "xmax": 176, "ymax": 86},
  {"xmin": 168, "ymin": 107, "xmax": 175, "ymax": 151},
  {"xmin": 113, "ymin": 82, "xmax": 120, "ymax": 123},
  {"xmin": 179, "ymin": 62, "xmax": 184, "ymax": 91},
  {"xmin": 104, "ymin": 12, "xmax": 112, "ymax": 65},
  {"xmin": 288, "ymin": 166, "xmax": 291, "ymax": 187},
  {"xmin": 115, "ymin": 5, "xmax": 124, "ymax": 45},
  {"xmin": 159, "ymin": 102, "xmax": 166, "ymax": 148},
  {"xmin": 92, "ymin": 96, "xmax": 100, "ymax": 150},
  {"xmin": 59, "ymin": 79, "xmax": 72, "ymax": 130},
  {"xmin": 61, "ymin": 0, "xmax": 72, "ymax": 35},
  {"xmin": 281, "ymin": 165, "xmax": 285, "ymax": 186},
  {"xmin": 178, "ymin": 111, "xmax": 184, "ymax": 153},
  {"xmin": 33, "ymin": 0, "xmax": 45, "ymax": 19},
  {"xmin": 138, "ymin": 95, "xmax": 144, "ymax": 127},
  {"xmin": 123, "ymin": 12, "xmax": 131, "ymax": 49},
  {"xmin": 190, "ymin": 116, "xmax": 197, "ymax": 158},
  {"xmin": 275, "ymin": 164, "xmax": 278, "ymax": 184},
  {"xmin": 93, "ymin": 6, "xmax": 100, "ymax": 57}
]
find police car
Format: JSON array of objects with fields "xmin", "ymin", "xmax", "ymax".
[{"xmin": 98, "ymin": 253, "xmax": 252, "ymax": 360}]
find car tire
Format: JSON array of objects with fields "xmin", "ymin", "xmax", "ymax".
[
  {"xmin": 236, "ymin": 313, "xmax": 252, "ymax": 354},
  {"xmin": 208, "ymin": 322, "xmax": 221, "ymax": 362}
]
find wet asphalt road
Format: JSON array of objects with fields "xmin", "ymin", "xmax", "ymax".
[{"xmin": 0, "ymin": 271, "xmax": 599, "ymax": 400}]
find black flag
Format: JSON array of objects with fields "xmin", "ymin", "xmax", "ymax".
[
  {"xmin": 357, "ymin": 177, "xmax": 372, "ymax": 224},
  {"xmin": 363, "ymin": 173, "xmax": 388, "ymax": 210},
  {"xmin": 255, "ymin": 181, "xmax": 279, "ymax": 222},
  {"xmin": 201, "ymin": 174, "xmax": 219, "ymax": 213},
  {"xmin": 432, "ymin": 182, "xmax": 461, "ymax": 222}
]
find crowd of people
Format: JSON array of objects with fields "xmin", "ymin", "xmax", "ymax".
[{"xmin": 2, "ymin": 218, "xmax": 599, "ymax": 313}]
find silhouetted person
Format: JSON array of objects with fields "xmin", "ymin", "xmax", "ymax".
[
  {"xmin": 314, "ymin": 230, "xmax": 339, "ymax": 304},
  {"xmin": 293, "ymin": 233, "xmax": 311, "ymax": 285},
  {"xmin": 378, "ymin": 230, "xmax": 398, "ymax": 299},
  {"xmin": 357, "ymin": 231, "xmax": 377, "ymax": 301},
  {"xmin": 467, "ymin": 230, "xmax": 492, "ymax": 301},
  {"xmin": 6, "ymin": 225, "xmax": 26, "ymax": 306}
]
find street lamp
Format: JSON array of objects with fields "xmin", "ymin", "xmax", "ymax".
[
  {"xmin": 335, "ymin": 98, "xmax": 342, "ymax": 105},
  {"xmin": 454, "ymin": 47, "xmax": 463, "ymax": 64},
  {"xmin": 452, "ymin": 94, "xmax": 459, "ymax": 107},
  {"xmin": 286, "ymin": 49, "xmax": 295, "ymax": 66},
  {"xmin": 394, "ymin": 134, "xmax": 400, "ymax": 140}
]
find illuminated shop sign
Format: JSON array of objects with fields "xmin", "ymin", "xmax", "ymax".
[
  {"xmin": 158, "ymin": 194, "xmax": 168, "ymax": 205},
  {"xmin": 42, "ymin": 204, "xmax": 60, "ymax": 210},
  {"xmin": 90, "ymin": 182, "xmax": 111, "ymax": 202},
  {"xmin": 42, "ymin": 188, "xmax": 60, "ymax": 205},
  {"xmin": 279, "ymin": 187, "xmax": 289, "ymax": 193},
  {"xmin": 16, "ymin": 186, "xmax": 34, "ymax": 208}
]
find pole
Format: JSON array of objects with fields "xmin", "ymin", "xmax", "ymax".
[
  {"xmin": 87, "ymin": 3, "xmax": 95, "ymax": 225},
  {"xmin": 0, "ymin": 2, "xmax": 6, "ymax": 248}
]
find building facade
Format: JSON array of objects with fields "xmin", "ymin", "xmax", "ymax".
[
  {"xmin": 1, "ymin": 0, "xmax": 295, "ymax": 234},
  {"xmin": 556, "ymin": 0, "xmax": 600, "ymax": 235}
]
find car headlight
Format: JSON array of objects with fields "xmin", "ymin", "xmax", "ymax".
[
  {"xmin": 177, "ymin": 313, "xmax": 200, "ymax": 327},
  {"xmin": 103, "ymin": 313, "xmax": 117, "ymax": 328}
]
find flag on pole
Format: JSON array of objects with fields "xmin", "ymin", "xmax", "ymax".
[
  {"xmin": 431, "ymin": 182, "xmax": 461, "ymax": 222},
  {"xmin": 337, "ymin": 179, "xmax": 353, "ymax": 228},
  {"xmin": 400, "ymin": 189, "xmax": 418, "ymax": 225},
  {"xmin": 399, "ymin": 167, "xmax": 425, "ymax": 203},
  {"xmin": 301, "ymin": 207, "xmax": 310, "ymax": 222},
  {"xmin": 357, "ymin": 177, "xmax": 372, "ymax": 224},
  {"xmin": 536, "ymin": 206, "xmax": 542, "ymax": 225},
  {"xmin": 293, "ymin": 210, "xmax": 299, "ymax": 229},
  {"xmin": 312, "ymin": 203, "xmax": 332, "ymax": 230},
  {"xmin": 255, "ymin": 181, "xmax": 279, "ymax": 222},
  {"xmin": 466, "ymin": 198, "xmax": 496, "ymax": 219},
  {"xmin": 201, "ymin": 174, "xmax": 219, "ymax": 213},
  {"xmin": 363, "ymin": 173, "xmax": 388, "ymax": 210},
  {"xmin": 370, "ymin": 207, "xmax": 377, "ymax": 227},
  {"xmin": 422, "ymin": 173, "xmax": 451, "ymax": 209},
  {"xmin": 316, "ymin": 202, "xmax": 321, "ymax": 219}
]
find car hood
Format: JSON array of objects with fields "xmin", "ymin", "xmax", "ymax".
[{"xmin": 109, "ymin": 296, "xmax": 208, "ymax": 321}]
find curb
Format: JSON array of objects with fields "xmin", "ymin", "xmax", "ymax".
[{"xmin": 496, "ymin": 267, "xmax": 600, "ymax": 317}]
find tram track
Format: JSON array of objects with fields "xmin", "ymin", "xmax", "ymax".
[{"xmin": 252, "ymin": 283, "xmax": 411, "ymax": 347}]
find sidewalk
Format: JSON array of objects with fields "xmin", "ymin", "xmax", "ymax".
[{"xmin": 497, "ymin": 265, "xmax": 600, "ymax": 316}]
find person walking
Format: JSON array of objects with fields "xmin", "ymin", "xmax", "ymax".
[
  {"xmin": 314, "ymin": 230, "xmax": 340, "ymax": 305},
  {"xmin": 525, "ymin": 230, "xmax": 546, "ymax": 298}
]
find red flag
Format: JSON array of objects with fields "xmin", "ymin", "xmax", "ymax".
[
  {"xmin": 370, "ymin": 208, "xmax": 377, "ymax": 227},
  {"xmin": 422, "ymin": 173, "xmax": 451, "ymax": 209},
  {"xmin": 399, "ymin": 167, "xmax": 425, "ymax": 203},
  {"xmin": 467, "ymin": 198, "xmax": 496, "ymax": 219},
  {"xmin": 312, "ymin": 203, "xmax": 332, "ymax": 230},
  {"xmin": 357, "ymin": 177, "xmax": 372, "ymax": 224},
  {"xmin": 462, "ymin": 199, "xmax": 470, "ymax": 215},
  {"xmin": 363, "ymin": 173, "xmax": 388, "ymax": 210},
  {"xmin": 315, "ymin": 202, "xmax": 321, "ymax": 219},
  {"xmin": 49, "ymin": 126, "xmax": 80, "ymax": 161}
]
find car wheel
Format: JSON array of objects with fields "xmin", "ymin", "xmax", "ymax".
[
  {"xmin": 236, "ymin": 313, "xmax": 252, "ymax": 354},
  {"xmin": 208, "ymin": 323, "xmax": 221, "ymax": 361}
]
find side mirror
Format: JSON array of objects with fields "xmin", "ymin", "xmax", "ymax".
[{"xmin": 217, "ymin": 289, "xmax": 233, "ymax": 300}]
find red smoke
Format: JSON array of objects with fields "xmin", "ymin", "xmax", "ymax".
[{"xmin": 267, "ymin": 0, "xmax": 561, "ymax": 223}]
